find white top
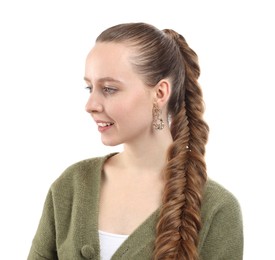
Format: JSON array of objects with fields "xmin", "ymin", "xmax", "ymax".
[{"xmin": 99, "ymin": 230, "xmax": 129, "ymax": 260}]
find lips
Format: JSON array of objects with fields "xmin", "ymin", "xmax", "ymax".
[
  {"xmin": 95, "ymin": 120, "xmax": 114, "ymax": 132},
  {"xmin": 97, "ymin": 122, "xmax": 114, "ymax": 127}
]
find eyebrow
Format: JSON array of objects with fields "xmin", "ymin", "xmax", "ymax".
[{"xmin": 84, "ymin": 76, "xmax": 123, "ymax": 84}]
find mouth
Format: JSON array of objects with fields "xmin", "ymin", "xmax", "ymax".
[
  {"xmin": 96, "ymin": 121, "xmax": 114, "ymax": 133},
  {"xmin": 97, "ymin": 122, "xmax": 114, "ymax": 127}
]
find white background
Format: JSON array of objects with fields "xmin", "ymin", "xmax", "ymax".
[{"xmin": 0, "ymin": 1, "xmax": 274, "ymax": 259}]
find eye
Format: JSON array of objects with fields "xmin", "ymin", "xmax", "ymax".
[
  {"xmin": 85, "ymin": 85, "xmax": 93, "ymax": 93},
  {"xmin": 103, "ymin": 86, "xmax": 117, "ymax": 95}
]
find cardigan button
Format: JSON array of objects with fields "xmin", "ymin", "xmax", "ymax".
[{"xmin": 81, "ymin": 245, "xmax": 95, "ymax": 259}]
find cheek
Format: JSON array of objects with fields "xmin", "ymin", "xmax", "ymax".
[
  {"xmin": 124, "ymin": 97, "xmax": 152, "ymax": 122},
  {"xmin": 106, "ymin": 91, "xmax": 153, "ymax": 123}
]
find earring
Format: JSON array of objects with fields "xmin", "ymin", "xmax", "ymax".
[{"xmin": 152, "ymin": 102, "xmax": 164, "ymax": 130}]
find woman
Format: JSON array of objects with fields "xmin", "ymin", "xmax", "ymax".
[{"xmin": 28, "ymin": 22, "xmax": 243, "ymax": 260}]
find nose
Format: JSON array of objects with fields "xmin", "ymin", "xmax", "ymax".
[{"xmin": 85, "ymin": 92, "xmax": 104, "ymax": 114}]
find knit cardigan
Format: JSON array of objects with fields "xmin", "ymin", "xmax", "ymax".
[{"xmin": 27, "ymin": 154, "xmax": 243, "ymax": 260}]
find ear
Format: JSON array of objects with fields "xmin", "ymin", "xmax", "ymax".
[{"xmin": 154, "ymin": 79, "xmax": 171, "ymax": 108}]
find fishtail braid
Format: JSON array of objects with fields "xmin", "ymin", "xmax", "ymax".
[{"xmin": 153, "ymin": 30, "xmax": 209, "ymax": 260}]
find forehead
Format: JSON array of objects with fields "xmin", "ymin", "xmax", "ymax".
[
  {"xmin": 86, "ymin": 42, "xmax": 133, "ymax": 67},
  {"xmin": 85, "ymin": 42, "xmax": 135, "ymax": 81}
]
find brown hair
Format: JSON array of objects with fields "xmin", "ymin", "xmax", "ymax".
[{"xmin": 96, "ymin": 23, "xmax": 209, "ymax": 259}]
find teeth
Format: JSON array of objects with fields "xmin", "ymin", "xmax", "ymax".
[{"xmin": 98, "ymin": 122, "xmax": 113, "ymax": 127}]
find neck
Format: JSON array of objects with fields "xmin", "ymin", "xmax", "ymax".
[{"xmin": 119, "ymin": 129, "xmax": 173, "ymax": 174}]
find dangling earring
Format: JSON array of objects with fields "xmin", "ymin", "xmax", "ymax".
[{"xmin": 152, "ymin": 102, "xmax": 164, "ymax": 130}]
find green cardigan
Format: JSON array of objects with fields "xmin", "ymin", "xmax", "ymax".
[{"xmin": 28, "ymin": 154, "xmax": 243, "ymax": 259}]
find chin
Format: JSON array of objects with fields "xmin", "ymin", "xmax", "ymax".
[{"xmin": 101, "ymin": 138, "xmax": 121, "ymax": 147}]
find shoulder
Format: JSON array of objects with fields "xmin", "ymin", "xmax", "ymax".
[
  {"xmin": 199, "ymin": 180, "xmax": 243, "ymax": 258},
  {"xmin": 200, "ymin": 178, "xmax": 243, "ymax": 238},
  {"xmin": 50, "ymin": 153, "xmax": 117, "ymax": 193},
  {"xmin": 201, "ymin": 178, "xmax": 242, "ymax": 223},
  {"xmin": 202, "ymin": 178, "xmax": 241, "ymax": 214},
  {"xmin": 200, "ymin": 178, "xmax": 243, "ymax": 245}
]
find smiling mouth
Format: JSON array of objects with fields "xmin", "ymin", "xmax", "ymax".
[{"xmin": 97, "ymin": 122, "xmax": 114, "ymax": 127}]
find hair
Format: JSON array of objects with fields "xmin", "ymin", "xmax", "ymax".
[{"xmin": 96, "ymin": 23, "xmax": 209, "ymax": 259}]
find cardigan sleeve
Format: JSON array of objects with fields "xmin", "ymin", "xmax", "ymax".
[
  {"xmin": 27, "ymin": 188, "xmax": 58, "ymax": 260},
  {"xmin": 199, "ymin": 191, "xmax": 244, "ymax": 260}
]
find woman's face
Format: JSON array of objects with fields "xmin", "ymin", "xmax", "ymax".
[{"xmin": 84, "ymin": 42, "xmax": 155, "ymax": 146}]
